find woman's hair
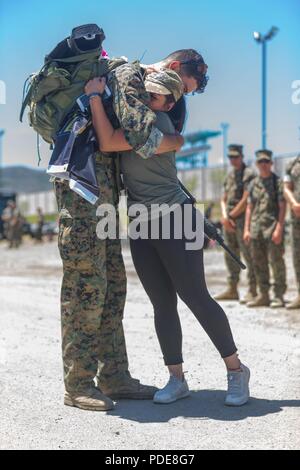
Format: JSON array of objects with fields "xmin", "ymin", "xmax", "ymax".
[
  {"xmin": 164, "ymin": 94, "xmax": 176, "ymax": 106},
  {"xmin": 167, "ymin": 95, "xmax": 187, "ymax": 133}
]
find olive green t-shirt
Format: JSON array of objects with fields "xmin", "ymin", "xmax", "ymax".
[{"xmin": 120, "ymin": 111, "xmax": 187, "ymax": 211}]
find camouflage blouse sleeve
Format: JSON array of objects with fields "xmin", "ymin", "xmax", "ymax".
[
  {"xmin": 109, "ymin": 63, "xmax": 164, "ymax": 159},
  {"xmin": 248, "ymin": 179, "xmax": 255, "ymax": 204}
]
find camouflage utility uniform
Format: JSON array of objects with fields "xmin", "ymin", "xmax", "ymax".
[
  {"xmin": 2, "ymin": 206, "xmax": 23, "ymax": 249},
  {"xmin": 285, "ymin": 155, "xmax": 300, "ymax": 299},
  {"xmin": 248, "ymin": 173, "xmax": 287, "ymax": 299},
  {"xmin": 223, "ymin": 164, "xmax": 256, "ymax": 294},
  {"xmin": 55, "ymin": 60, "xmax": 163, "ymax": 394}
]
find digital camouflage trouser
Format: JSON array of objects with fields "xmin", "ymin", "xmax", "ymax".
[
  {"xmin": 224, "ymin": 217, "xmax": 256, "ymax": 292},
  {"xmin": 250, "ymin": 234, "xmax": 287, "ymax": 298},
  {"xmin": 55, "ymin": 157, "xmax": 128, "ymax": 392},
  {"xmin": 291, "ymin": 219, "xmax": 300, "ymax": 294}
]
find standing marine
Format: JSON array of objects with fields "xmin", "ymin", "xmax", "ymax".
[
  {"xmin": 284, "ymin": 154, "xmax": 300, "ymax": 309},
  {"xmin": 215, "ymin": 144, "xmax": 257, "ymax": 304},
  {"xmin": 244, "ymin": 150, "xmax": 287, "ymax": 308}
]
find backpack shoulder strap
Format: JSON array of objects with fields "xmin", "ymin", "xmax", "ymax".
[{"xmin": 272, "ymin": 172, "xmax": 280, "ymax": 216}]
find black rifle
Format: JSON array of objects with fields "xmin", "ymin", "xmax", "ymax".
[{"xmin": 178, "ymin": 180, "xmax": 247, "ymax": 270}]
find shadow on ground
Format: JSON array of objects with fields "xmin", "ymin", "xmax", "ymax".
[{"xmin": 107, "ymin": 390, "xmax": 300, "ymax": 423}]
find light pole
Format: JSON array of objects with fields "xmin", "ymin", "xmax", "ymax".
[
  {"xmin": 220, "ymin": 122, "xmax": 230, "ymax": 167},
  {"xmin": 253, "ymin": 26, "xmax": 279, "ymax": 149},
  {"xmin": 0, "ymin": 129, "xmax": 5, "ymax": 191}
]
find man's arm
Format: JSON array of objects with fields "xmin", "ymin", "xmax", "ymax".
[
  {"xmin": 228, "ymin": 190, "xmax": 247, "ymax": 219},
  {"xmin": 284, "ymin": 181, "xmax": 300, "ymax": 218},
  {"xmin": 220, "ymin": 193, "xmax": 236, "ymax": 232},
  {"xmin": 284, "ymin": 181, "xmax": 296, "ymax": 206},
  {"xmin": 272, "ymin": 200, "xmax": 286, "ymax": 245},
  {"xmin": 243, "ymin": 194, "xmax": 252, "ymax": 244},
  {"xmin": 89, "ymin": 94, "xmax": 183, "ymax": 154},
  {"xmin": 110, "ymin": 63, "xmax": 174, "ymax": 159}
]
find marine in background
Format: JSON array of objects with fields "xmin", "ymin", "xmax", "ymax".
[
  {"xmin": 215, "ymin": 144, "xmax": 257, "ymax": 304},
  {"xmin": 244, "ymin": 150, "xmax": 287, "ymax": 308},
  {"xmin": 284, "ymin": 154, "xmax": 300, "ymax": 310}
]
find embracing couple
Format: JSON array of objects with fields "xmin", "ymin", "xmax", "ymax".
[{"xmin": 54, "ymin": 48, "xmax": 250, "ymax": 412}]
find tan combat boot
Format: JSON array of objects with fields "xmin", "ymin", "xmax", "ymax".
[
  {"xmin": 247, "ymin": 293, "xmax": 270, "ymax": 307},
  {"xmin": 97, "ymin": 372, "xmax": 158, "ymax": 400},
  {"xmin": 214, "ymin": 285, "xmax": 239, "ymax": 301},
  {"xmin": 64, "ymin": 388, "xmax": 114, "ymax": 411},
  {"xmin": 240, "ymin": 288, "xmax": 257, "ymax": 305},
  {"xmin": 270, "ymin": 297, "xmax": 285, "ymax": 308},
  {"xmin": 286, "ymin": 295, "xmax": 300, "ymax": 310}
]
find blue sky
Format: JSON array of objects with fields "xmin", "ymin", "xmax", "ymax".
[{"xmin": 0, "ymin": 0, "xmax": 299, "ymax": 168}]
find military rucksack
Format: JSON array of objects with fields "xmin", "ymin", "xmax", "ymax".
[{"xmin": 19, "ymin": 24, "xmax": 126, "ymax": 146}]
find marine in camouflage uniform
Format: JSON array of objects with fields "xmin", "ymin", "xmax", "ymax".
[
  {"xmin": 55, "ymin": 60, "xmax": 165, "ymax": 410},
  {"xmin": 215, "ymin": 144, "xmax": 257, "ymax": 303},
  {"xmin": 245, "ymin": 150, "xmax": 287, "ymax": 308},
  {"xmin": 2, "ymin": 201, "xmax": 23, "ymax": 249},
  {"xmin": 284, "ymin": 154, "xmax": 300, "ymax": 309}
]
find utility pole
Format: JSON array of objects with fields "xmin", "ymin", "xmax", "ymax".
[
  {"xmin": 253, "ymin": 27, "xmax": 279, "ymax": 149},
  {"xmin": 220, "ymin": 122, "xmax": 230, "ymax": 167},
  {"xmin": 0, "ymin": 129, "xmax": 5, "ymax": 191}
]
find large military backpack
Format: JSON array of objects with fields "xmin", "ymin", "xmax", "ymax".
[{"xmin": 19, "ymin": 24, "xmax": 126, "ymax": 145}]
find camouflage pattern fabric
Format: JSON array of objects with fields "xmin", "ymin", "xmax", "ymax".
[
  {"xmin": 285, "ymin": 156, "xmax": 300, "ymax": 293},
  {"xmin": 223, "ymin": 164, "xmax": 256, "ymax": 288},
  {"xmin": 224, "ymin": 164, "xmax": 255, "ymax": 214},
  {"xmin": 55, "ymin": 157, "xmax": 127, "ymax": 392},
  {"xmin": 248, "ymin": 173, "xmax": 284, "ymax": 240},
  {"xmin": 248, "ymin": 172, "xmax": 286, "ymax": 297},
  {"xmin": 3, "ymin": 207, "xmax": 23, "ymax": 248},
  {"xmin": 251, "ymin": 236, "xmax": 286, "ymax": 297},
  {"xmin": 107, "ymin": 61, "xmax": 163, "ymax": 159}
]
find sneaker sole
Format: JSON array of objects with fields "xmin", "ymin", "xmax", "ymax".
[
  {"xmin": 153, "ymin": 390, "xmax": 190, "ymax": 405},
  {"xmin": 64, "ymin": 397, "xmax": 114, "ymax": 411}
]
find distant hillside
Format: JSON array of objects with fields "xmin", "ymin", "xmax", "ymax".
[{"xmin": 0, "ymin": 166, "xmax": 52, "ymax": 194}]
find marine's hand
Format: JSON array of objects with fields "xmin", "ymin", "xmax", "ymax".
[
  {"xmin": 272, "ymin": 227, "xmax": 283, "ymax": 245},
  {"xmin": 243, "ymin": 230, "xmax": 251, "ymax": 245},
  {"xmin": 222, "ymin": 216, "xmax": 236, "ymax": 233},
  {"xmin": 85, "ymin": 77, "xmax": 106, "ymax": 96}
]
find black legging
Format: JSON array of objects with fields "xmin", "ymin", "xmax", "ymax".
[{"xmin": 129, "ymin": 203, "xmax": 237, "ymax": 365}]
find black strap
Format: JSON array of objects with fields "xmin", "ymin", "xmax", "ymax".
[
  {"xmin": 272, "ymin": 172, "xmax": 280, "ymax": 218},
  {"xmin": 178, "ymin": 179, "xmax": 197, "ymax": 204}
]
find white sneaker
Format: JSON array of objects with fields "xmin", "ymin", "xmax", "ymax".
[
  {"xmin": 153, "ymin": 375, "xmax": 190, "ymax": 404},
  {"xmin": 225, "ymin": 363, "xmax": 250, "ymax": 406}
]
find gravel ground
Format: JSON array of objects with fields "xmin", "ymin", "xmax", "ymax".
[{"xmin": 0, "ymin": 239, "xmax": 299, "ymax": 450}]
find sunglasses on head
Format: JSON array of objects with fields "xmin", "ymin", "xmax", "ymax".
[
  {"xmin": 257, "ymin": 159, "xmax": 271, "ymax": 164},
  {"xmin": 180, "ymin": 59, "xmax": 209, "ymax": 94}
]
